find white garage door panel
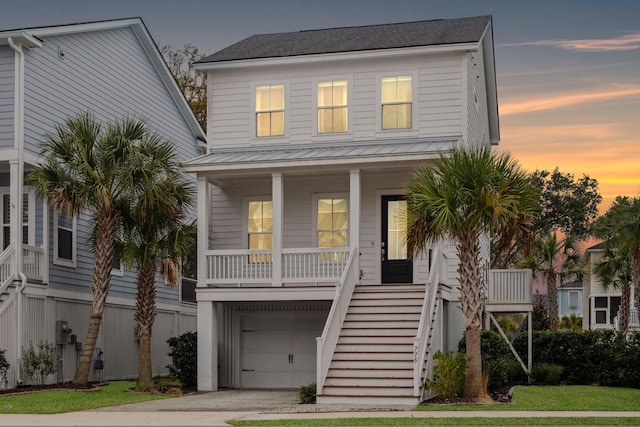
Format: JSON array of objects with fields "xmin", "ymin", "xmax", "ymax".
[{"xmin": 239, "ymin": 313, "xmax": 326, "ymax": 388}]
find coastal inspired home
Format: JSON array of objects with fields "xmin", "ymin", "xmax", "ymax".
[
  {"xmin": 0, "ymin": 18, "xmax": 205, "ymax": 388},
  {"xmin": 189, "ymin": 16, "xmax": 532, "ymax": 405},
  {"xmin": 584, "ymin": 243, "xmax": 639, "ymax": 332}
]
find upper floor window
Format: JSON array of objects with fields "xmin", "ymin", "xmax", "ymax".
[
  {"xmin": 317, "ymin": 198, "xmax": 348, "ymax": 248},
  {"xmin": 381, "ymin": 76, "xmax": 412, "ymax": 130},
  {"xmin": 318, "ymin": 80, "xmax": 347, "ymax": 133},
  {"xmin": 1, "ymin": 192, "xmax": 31, "ymax": 250},
  {"xmin": 54, "ymin": 208, "xmax": 76, "ymax": 268},
  {"xmin": 256, "ymin": 85, "xmax": 284, "ymax": 137}
]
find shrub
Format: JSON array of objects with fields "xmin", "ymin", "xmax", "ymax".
[
  {"xmin": 154, "ymin": 376, "xmax": 183, "ymax": 395},
  {"xmin": 299, "ymin": 383, "xmax": 316, "ymax": 404},
  {"xmin": 426, "ymin": 350, "xmax": 466, "ymax": 399},
  {"xmin": 167, "ymin": 331, "xmax": 197, "ymax": 388},
  {"xmin": 531, "ymin": 363, "xmax": 563, "ymax": 385},
  {"xmin": 0, "ymin": 349, "xmax": 9, "ymax": 390},
  {"xmin": 21, "ymin": 342, "xmax": 58, "ymax": 385}
]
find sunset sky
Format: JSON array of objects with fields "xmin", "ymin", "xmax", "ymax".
[{"xmin": 3, "ymin": 0, "xmax": 639, "ymax": 212}]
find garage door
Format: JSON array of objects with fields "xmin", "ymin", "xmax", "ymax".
[{"xmin": 239, "ymin": 312, "xmax": 326, "ymax": 388}]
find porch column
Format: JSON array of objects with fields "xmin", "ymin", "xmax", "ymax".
[
  {"xmin": 349, "ymin": 169, "xmax": 360, "ymax": 283},
  {"xmin": 272, "ymin": 173, "xmax": 283, "ymax": 286},
  {"xmin": 197, "ymin": 176, "xmax": 210, "ymax": 288},
  {"xmin": 9, "ymin": 159, "xmax": 21, "ymax": 273},
  {"xmin": 197, "ymin": 300, "xmax": 217, "ymax": 391}
]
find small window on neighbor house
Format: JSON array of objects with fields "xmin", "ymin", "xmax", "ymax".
[
  {"xmin": 54, "ymin": 208, "xmax": 76, "ymax": 267},
  {"xmin": 381, "ymin": 76, "xmax": 412, "ymax": 130},
  {"xmin": 568, "ymin": 291, "xmax": 579, "ymax": 308},
  {"xmin": 317, "ymin": 198, "xmax": 348, "ymax": 248},
  {"xmin": 318, "ymin": 80, "xmax": 347, "ymax": 133},
  {"xmin": 256, "ymin": 85, "xmax": 284, "ymax": 137}
]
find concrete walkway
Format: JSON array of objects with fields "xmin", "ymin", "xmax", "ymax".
[{"xmin": 1, "ymin": 389, "xmax": 640, "ymax": 426}]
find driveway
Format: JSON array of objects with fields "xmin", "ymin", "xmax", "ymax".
[{"xmin": 97, "ymin": 389, "xmax": 300, "ymax": 412}]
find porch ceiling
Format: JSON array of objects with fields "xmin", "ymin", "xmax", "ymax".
[{"xmin": 186, "ymin": 137, "xmax": 458, "ymax": 177}]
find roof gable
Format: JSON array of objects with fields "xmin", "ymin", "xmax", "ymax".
[{"xmin": 199, "ymin": 16, "xmax": 491, "ymax": 63}]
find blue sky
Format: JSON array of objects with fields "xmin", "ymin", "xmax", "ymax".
[{"xmin": 3, "ymin": 0, "xmax": 640, "ymax": 209}]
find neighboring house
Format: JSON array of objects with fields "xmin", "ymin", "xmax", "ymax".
[
  {"xmin": 584, "ymin": 243, "xmax": 639, "ymax": 331},
  {"xmin": 558, "ymin": 280, "xmax": 582, "ymax": 319},
  {"xmin": 0, "ymin": 18, "xmax": 206, "ymax": 388},
  {"xmin": 188, "ymin": 16, "xmax": 532, "ymax": 405}
]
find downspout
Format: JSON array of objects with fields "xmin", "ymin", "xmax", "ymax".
[{"xmin": 8, "ymin": 36, "xmax": 27, "ymax": 385}]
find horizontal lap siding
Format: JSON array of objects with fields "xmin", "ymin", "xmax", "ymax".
[
  {"xmin": 23, "ymin": 27, "xmax": 200, "ymax": 306},
  {"xmin": 465, "ymin": 51, "xmax": 489, "ymax": 146},
  {"xmin": 208, "ymin": 53, "xmax": 464, "ymax": 148},
  {"xmin": 0, "ymin": 47, "xmax": 13, "ymax": 148}
]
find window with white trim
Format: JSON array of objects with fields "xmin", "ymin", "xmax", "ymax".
[
  {"xmin": 54, "ymin": 208, "xmax": 76, "ymax": 267},
  {"xmin": 316, "ymin": 198, "xmax": 348, "ymax": 248},
  {"xmin": 247, "ymin": 200, "xmax": 272, "ymax": 263},
  {"xmin": 2, "ymin": 192, "xmax": 31, "ymax": 249},
  {"xmin": 568, "ymin": 290, "xmax": 579, "ymax": 308},
  {"xmin": 381, "ymin": 76, "xmax": 412, "ymax": 130},
  {"xmin": 317, "ymin": 80, "xmax": 348, "ymax": 133},
  {"xmin": 256, "ymin": 85, "xmax": 284, "ymax": 137}
]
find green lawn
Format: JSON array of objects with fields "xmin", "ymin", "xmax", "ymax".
[
  {"xmin": 230, "ymin": 418, "xmax": 640, "ymax": 426},
  {"xmin": 0, "ymin": 381, "xmax": 167, "ymax": 414},
  {"xmin": 415, "ymin": 385, "xmax": 640, "ymax": 411}
]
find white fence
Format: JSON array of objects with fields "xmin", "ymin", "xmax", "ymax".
[{"xmin": 488, "ymin": 269, "xmax": 532, "ymax": 304}]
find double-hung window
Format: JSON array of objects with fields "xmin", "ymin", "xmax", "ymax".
[
  {"xmin": 317, "ymin": 80, "xmax": 347, "ymax": 133},
  {"xmin": 317, "ymin": 198, "xmax": 348, "ymax": 248},
  {"xmin": 381, "ymin": 76, "xmax": 412, "ymax": 130},
  {"xmin": 248, "ymin": 200, "xmax": 272, "ymax": 262},
  {"xmin": 256, "ymin": 85, "xmax": 284, "ymax": 137},
  {"xmin": 54, "ymin": 208, "xmax": 76, "ymax": 267}
]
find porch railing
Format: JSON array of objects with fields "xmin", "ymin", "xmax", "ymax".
[
  {"xmin": 487, "ymin": 269, "xmax": 532, "ymax": 305},
  {"xmin": 22, "ymin": 245, "xmax": 45, "ymax": 282},
  {"xmin": 316, "ymin": 245, "xmax": 358, "ymax": 394},
  {"xmin": 205, "ymin": 247, "xmax": 351, "ymax": 286},
  {"xmin": 0, "ymin": 242, "xmax": 17, "ymax": 300}
]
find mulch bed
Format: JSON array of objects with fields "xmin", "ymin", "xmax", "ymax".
[{"xmin": 0, "ymin": 382, "xmax": 103, "ymax": 395}]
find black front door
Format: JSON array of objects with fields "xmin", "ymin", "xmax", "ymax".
[{"xmin": 381, "ymin": 195, "xmax": 412, "ymax": 283}]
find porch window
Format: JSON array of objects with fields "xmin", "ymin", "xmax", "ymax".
[
  {"xmin": 256, "ymin": 85, "xmax": 284, "ymax": 137},
  {"xmin": 381, "ymin": 76, "xmax": 412, "ymax": 130},
  {"xmin": 317, "ymin": 198, "xmax": 347, "ymax": 248},
  {"xmin": 318, "ymin": 80, "xmax": 347, "ymax": 133},
  {"xmin": 54, "ymin": 208, "xmax": 76, "ymax": 267},
  {"xmin": 248, "ymin": 200, "xmax": 272, "ymax": 262},
  {"xmin": 2, "ymin": 192, "xmax": 31, "ymax": 249},
  {"xmin": 594, "ymin": 296, "xmax": 621, "ymax": 325}
]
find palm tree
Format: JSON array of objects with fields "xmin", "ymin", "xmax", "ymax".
[
  {"xmin": 558, "ymin": 313, "xmax": 582, "ymax": 332},
  {"xmin": 406, "ymin": 146, "xmax": 535, "ymax": 401},
  {"xmin": 594, "ymin": 197, "xmax": 640, "ymax": 312},
  {"xmin": 120, "ymin": 165, "xmax": 195, "ymax": 391},
  {"xmin": 592, "ymin": 245, "xmax": 633, "ymax": 336},
  {"xmin": 523, "ymin": 232, "xmax": 582, "ymax": 331},
  {"xmin": 30, "ymin": 113, "xmax": 174, "ymax": 385}
]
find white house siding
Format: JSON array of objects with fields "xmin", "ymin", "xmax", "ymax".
[
  {"xmin": 0, "ymin": 46, "xmax": 13, "ymax": 149},
  {"xmin": 0, "ymin": 299, "xmax": 17, "ymax": 386},
  {"xmin": 464, "ymin": 50, "xmax": 489, "ymax": 147},
  {"xmin": 207, "ymin": 53, "xmax": 463, "ymax": 149}
]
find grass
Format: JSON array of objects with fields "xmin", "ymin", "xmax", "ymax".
[
  {"xmin": 229, "ymin": 418, "xmax": 640, "ymax": 426},
  {"xmin": 414, "ymin": 385, "xmax": 640, "ymax": 412},
  {"xmin": 0, "ymin": 381, "xmax": 167, "ymax": 414}
]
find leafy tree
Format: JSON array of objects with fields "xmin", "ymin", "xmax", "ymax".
[
  {"xmin": 29, "ymin": 113, "xmax": 176, "ymax": 385},
  {"xmin": 530, "ymin": 168, "xmax": 601, "ymax": 240},
  {"xmin": 121, "ymin": 164, "xmax": 195, "ymax": 392},
  {"xmin": 522, "ymin": 232, "xmax": 582, "ymax": 331},
  {"xmin": 593, "ymin": 196, "xmax": 640, "ymax": 317},
  {"xmin": 532, "ymin": 291, "xmax": 550, "ymax": 331},
  {"xmin": 406, "ymin": 146, "xmax": 536, "ymax": 401},
  {"xmin": 558, "ymin": 313, "xmax": 583, "ymax": 332},
  {"xmin": 21, "ymin": 342, "xmax": 57, "ymax": 385},
  {"xmin": 592, "ymin": 245, "xmax": 633, "ymax": 336},
  {"xmin": 160, "ymin": 44, "xmax": 207, "ymax": 130}
]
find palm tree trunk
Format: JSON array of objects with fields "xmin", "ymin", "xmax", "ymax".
[
  {"xmin": 620, "ymin": 285, "xmax": 631, "ymax": 337},
  {"xmin": 546, "ymin": 272, "xmax": 559, "ymax": 332},
  {"xmin": 73, "ymin": 208, "xmax": 119, "ymax": 386},
  {"xmin": 135, "ymin": 263, "xmax": 157, "ymax": 391},
  {"xmin": 457, "ymin": 232, "xmax": 488, "ymax": 401}
]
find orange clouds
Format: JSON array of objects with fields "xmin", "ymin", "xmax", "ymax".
[
  {"xmin": 500, "ymin": 85, "xmax": 640, "ymax": 115},
  {"xmin": 501, "ymin": 32, "xmax": 640, "ymax": 51}
]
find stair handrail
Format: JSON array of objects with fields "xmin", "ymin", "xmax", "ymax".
[
  {"xmin": 413, "ymin": 245, "xmax": 444, "ymax": 397},
  {"xmin": 0, "ymin": 242, "xmax": 17, "ymax": 302},
  {"xmin": 316, "ymin": 245, "xmax": 358, "ymax": 394}
]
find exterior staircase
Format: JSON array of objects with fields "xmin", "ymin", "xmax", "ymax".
[{"xmin": 317, "ymin": 284, "xmax": 427, "ymax": 406}]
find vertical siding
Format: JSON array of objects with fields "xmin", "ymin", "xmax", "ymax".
[
  {"xmin": 0, "ymin": 46, "xmax": 13, "ymax": 149},
  {"xmin": 0, "ymin": 298, "xmax": 17, "ymax": 386},
  {"xmin": 102, "ymin": 305, "xmax": 138, "ymax": 379},
  {"xmin": 55, "ymin": 299, "xmax": 94, "ymax": 382}
]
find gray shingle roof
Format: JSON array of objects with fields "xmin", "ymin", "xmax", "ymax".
[{"xmin": 199, "ymin": 16, "xmax": 491, "ymax": 63}]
